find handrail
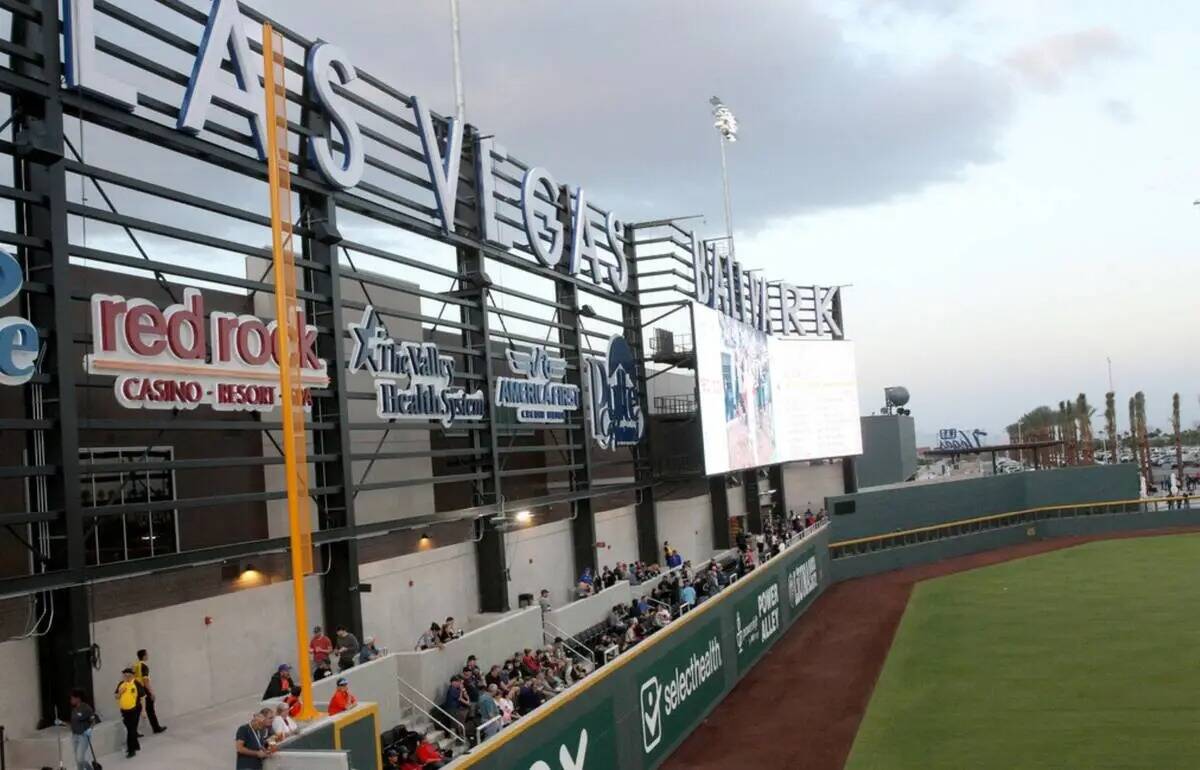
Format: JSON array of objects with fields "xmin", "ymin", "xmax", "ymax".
[
  {"xmin": 475, "ymin": 714, "xmax": 503, "ymax": 746},
  {"xmin": 829, "ymin": 496, "xmax": 1193, "ymax": 553},
  {"xmin": 541, "ymin": 619, "xmax": 595, "ymax": 664},
  {"xmin": 395, "ymin": 675, "xmax": 468, "ymax": 749}
]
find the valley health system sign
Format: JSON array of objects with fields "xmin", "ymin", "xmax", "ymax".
[
  {"xmin": 0, "ymin": 249, "xmax": 38, "ymax": 386},
  {"xmin": 62, "ymin": 0, "xmax": 631, "ymax": 295},
  {"xmin": 84, "ymin": 288, "xmax": 329, "ymax": 411},
  {"xmin": 494, "ymin": 345, "xmax": 580, "ymax": 424},
  {"xmin": 585, "ymin": 335, "xmax": 645, "ymax": 450},
  {"xmin": 347, "ymin": 306, "xmax": 484, "ymax": 426}
]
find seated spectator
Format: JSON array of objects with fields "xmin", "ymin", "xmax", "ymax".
[
  {"xmin": 465, "ymin": 655, "xmax": 481, "ymax": 679},
  {"xmin": 358, "ymin": 636, "xmax": 383, "ymax": 664},
  {"xmin": 414, "ymin": 734, "xmax": 447, "ymax": 768},
  {"xmin": 284, "ymin": 686, "xmax": 303, "ymax": 718},
  {"xmin": 477, "ymin": 684, "xmax": 501, "ymax": 740},
  {"xmin": 520, "ymin": 648, "xmax": 540, "ymax": 677},
  {"xmin": 387, "ymin": 747, "xmax": 423, "ymax": 770},
  {"xmin": 439, "ymin": 617, "xmax": 462, "ymax": 643},
  {"xmin": 461, "ymin": 667, "xmax": 480, "ymax": 702},
  {"xmin": 576, "ymin": 580, "xmax": 593, "ymax": 599},
  {"xmin": 313, "ymin": 659, "xmax": 333, "ymax": 681},
  {"xmin": 666, "ymin": 548, "xmax": 683, "ymax": 569},
  {"xmin": 624, "ymin": 619, "xmax": 642, "ymax": 648},
  {"xmin": 498, "ymin": 686, "xmax": 516, "ymax": 725},
  {"xmin": 440, "ymin": 674, "xmax": 470, "ymax": 729},
  {"xmin": 485, "ymin": 664, "xmax": 503, "ymax": 689},
  {"xmin": 653, "ymin": 605, "xmax": 672, "ymax": 630},
  {"xmin": 263, "ymin": 664, "xmax": 294, "ymax": 700},
  {"xmin": 570, "ymin": 661, "xmax": 588, "ymax": 683},
  {"xmin": 578, "ymin": 566, "xmax": 594, "ymax": 589},
  {"xmin": 500, "ymin": 660, "xmax": 518, "ymax": 685},
  {"xmin": 607, "ymin": 605, "xmax": 627, "ymax": 632},
  {"xmin": 516, "ymin": 678, "xmax": 543, "ymax": 715},
  {"xmin": 538, "ymin": 589, "xmax": 552, "ymax": 612},
  {"xmin": 271, "ymin": 701, "xmax": 298, "ymax": 742},
  {"xmin": 613, "ymin": 562, "xmax": 628, "ymax": 581},
  {"xmin": 601, "ymin": 566, "xmax": 616, "ymax": 589},
  {"xmin": 416, "ymin": 623, "xmax": 443, "ymax": 651},
  {"xmin": 328, "ymin": 677, "xmax": 358, "ymax": 715}
]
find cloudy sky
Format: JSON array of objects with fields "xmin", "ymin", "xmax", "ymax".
[{"xmin": 224, "ymin": 1, "xmax": 1200, "ymax": 440}]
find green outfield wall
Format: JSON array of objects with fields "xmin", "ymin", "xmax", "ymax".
[
  {"xmin": 826, "ymin": 464, "xmax": 1139, "ymax": 542},
  {"xmin": 452, "ymin": 526, "xmax": 831, "ymax": 770}
]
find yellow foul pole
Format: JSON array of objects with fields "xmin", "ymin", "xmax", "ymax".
[{"xmin": 262, "ymin": 22, "xmax": 317, "ymax": 721}]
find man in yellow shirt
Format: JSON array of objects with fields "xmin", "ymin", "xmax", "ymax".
[
  {"xmin": 114, "ymin": 668, "xmax": 142, "ymax": 758},
  {"xmin": 133, "ymin": 649, "xmax": 166, "ymax": 734}
]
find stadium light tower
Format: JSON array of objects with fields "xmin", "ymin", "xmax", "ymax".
[{"xmin": 710, "ymin": 96, "xmax": 738, "ymax": 258}]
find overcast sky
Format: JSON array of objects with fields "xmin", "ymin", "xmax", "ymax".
[{"xmin": 234, "ymin": 0, "xmax": 1199, "ymax": 441}]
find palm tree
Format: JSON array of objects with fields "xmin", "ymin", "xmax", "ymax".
[
  {"xmin": 1104, "ymin": 392, "xmax": 1117, "ymax": 464},
  {"xmin": 1135, "ymin": 391, "xmax": 1150, "ymax": 487},
  {"xmin": 1172, "ymin": 393, "xmax": 1182, "ymax": 486},
  {"xmin": 1128, "ymin": 397, "xmax": 1140, "ymax": 471},
  {"xmin": 1076, "ymin": 393, "xmax": 1094, "ymax": 464}
]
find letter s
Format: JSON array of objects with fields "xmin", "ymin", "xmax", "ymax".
[{"xmin": 306, "ymin": 43, "xmax": 364, "ymax": 189}]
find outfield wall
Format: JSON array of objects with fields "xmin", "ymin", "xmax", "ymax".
[
  {"xmin": 450, "ymin": 525, "xmax": 832, "ymax": 770},
  {"xmin": 827, "ymin": 464, "xmax": 1139, "ymax": 542}
]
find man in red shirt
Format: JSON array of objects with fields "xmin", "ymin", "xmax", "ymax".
[
  {"xmin": 414, "ymin": 735, "xmax": 446, "ymax": 768},
  {"xmin": 310, "ymin": 626, "xmax": 333, "ymax": 668},
  {"xmin": 327, "ymin": 678, "xmax": 357, "ymax": 715}
]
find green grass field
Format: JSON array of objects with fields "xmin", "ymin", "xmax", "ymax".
[{"xmin": 845, "ymin": 534, "xmax": 1200, "ymax": 770}]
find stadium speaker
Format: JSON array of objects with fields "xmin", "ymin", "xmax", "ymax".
[{"xmin": 832, "ymin": 499, "xmax": 856, "ymax": 516}]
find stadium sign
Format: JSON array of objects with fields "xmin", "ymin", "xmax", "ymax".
[
  {"xmin": 787, "ymin": 551, "xmax": 820, "ymax": 610},
  {"xmin": 83, "ymin": 288, "xmax": 328, "ymax": 411},
  {"xmin": 494, "ymin": 345, "xmax": 580, "ymax": 424},
  {"xmin": 347, "ymin": 306, "xmax": 485, "ymax": 426},
  {"xmin": 638, "ymin": 623, "xmax": 724, "ymax": 757},
  {"xmin": 585, "ymin": 335, "xmax": 645, "ymax": 450},
  {"xmin": 734, "ymin": 579, "xmax": 781, "ymax": 673},
  {"xmin": 62, "ymin": 0, "xmax": 628, "ymax": 295},
  {"xmin": 0, "ymin": 249, "xmax": 38, "ymax": 386},
  {"xmin": 691, "ymin": 236, "xmax": 843, "ymax": 339},
  {"xmin": 937, "ymin": 428, "xmax": 987, "ymax": 451}
]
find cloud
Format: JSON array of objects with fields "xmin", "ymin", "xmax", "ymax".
[
  {"xmin": 1006, "ymin": 27, "xmax": 1128, "ymax": 92},
  {"xmin": 1102, "ymin": 99, "xmax": 1135, "ymax": 125},
  {"xmin": 148, "ymin": 0, "xmax": 1014, "ymax": 235}
]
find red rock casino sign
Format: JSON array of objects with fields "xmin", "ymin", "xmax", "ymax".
[{"xmin": 83, "ymin": 288, "xmax": 329, "ymax": 411}]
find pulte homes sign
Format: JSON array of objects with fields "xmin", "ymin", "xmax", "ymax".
[{"xmin": 455, "ymin": 528, "xmax": 832, "ymax": 770}]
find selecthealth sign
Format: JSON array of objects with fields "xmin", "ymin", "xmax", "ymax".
[{"xmin": 458, "ymin": 528, "xmax": 832, "ymax": 770}]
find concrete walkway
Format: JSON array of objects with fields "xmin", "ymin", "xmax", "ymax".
[{"xmin": 90, "ymin": 694, "xmax": 262, "ymax": 770}]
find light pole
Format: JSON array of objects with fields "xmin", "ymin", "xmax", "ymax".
[
  {"xmin": 710, "ymin": 96, "xmax": 738, "ymax": 258},
  {"xmin": 449, "ymin": 0, "xmax": 466, "ymax": 123}
]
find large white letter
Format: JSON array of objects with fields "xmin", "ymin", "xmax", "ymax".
[
  {"xmin": 305, "ymin": 43, "xmax": 364, "ymax": 190},
  {"xmin": 691, "ymin": 232, "xmax": 710, "ymax": 306},
  {"xmin": 604, "ymin": 212, "xmax": 629, "ymax": 294},
  {"xmin": 521, "ymin": 167, "xmax": 563, "ymax": 267},
  {"xmin": 177, "ymin": 0, "xmax": 268, "ymax": 160},
  {"xmin": 476, "ymin": 137, "xmax": 513, "ymax": 249},
  {"xmin": 568, "ymin": 187, "xmax": 599, "ymax": 280},
  {"xmin": 63, "ymin": 0, "xmax": 137, "ymax": 109},
  {"xmin": 414, "ymin": 96, "xmax": 463, "ymax": 233}
]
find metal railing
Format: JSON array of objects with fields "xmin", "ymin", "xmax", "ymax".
[
  {"xmin": 542, "ymin": 619, "xmax": 596, "ymax": 665},
  {"xmin": 828, "ymin": 496, "xmax": 1194, "ymax": 560},
  {"xmin": 652, "ymin": 393, "xmax": 696, "ymax": 415},
  {"xmin": 395, "ymin": 675, "xmax": 469, "ymax": 752},
  {"xmin": 475, "ymin": 714, "xmax": 503, "ymax": 746},
  {"xmin": 648, "ymin": 330, "xmax": 693, "ymax": 357}
]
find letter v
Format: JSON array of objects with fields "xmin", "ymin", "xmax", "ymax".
[
  {"xmin": 413, "ymin": 96, "xmax": 463, "ymax": 233},
  {"xmin": 559, "ymin": 728, "xmax": 588, "ymax": 770}
]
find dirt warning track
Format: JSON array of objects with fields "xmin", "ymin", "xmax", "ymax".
[{"xmin": 661, "ymin": 526, "xmax": 1200, "ymax": 770}]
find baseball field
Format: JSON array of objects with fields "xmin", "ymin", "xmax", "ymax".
[{"xmin": 845, "ymin": 533, "xmax": 1200, "ymax": 769}]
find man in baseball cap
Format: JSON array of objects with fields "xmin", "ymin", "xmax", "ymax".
[{"xmin": 328, "ymin": 677, "xmax": 358, "ymax": 715}]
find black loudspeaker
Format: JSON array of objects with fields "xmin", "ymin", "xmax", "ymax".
[{"xmin": 833, "ymin": 499, "xmax": 856, "ymax": 516}]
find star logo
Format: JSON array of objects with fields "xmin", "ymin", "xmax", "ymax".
[{"xmin": 347, "ymin": 305, "xmax": 386, "ymax": 374}]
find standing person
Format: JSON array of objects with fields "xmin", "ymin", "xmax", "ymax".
[
  {"xmin": 132, "ymin": 648, "xmax": 167, "ymax": 734},
  {"xmin": 115, "ymin": 667, "xmax": 142, "ymax": 758},
  {"xmin": 68, "ymin": 688, "xmax": 96, "ymax": 770},
  {"xmin": 334, "ymin": 627, "xmax": 360, "ymax": 671},
  {"xmin": 235, "ymin": 712, "xmax": 273, "ymax": 769},
  {"xmin": 310, "ymin": 626, "xmax": 333, "ymax": 668}
]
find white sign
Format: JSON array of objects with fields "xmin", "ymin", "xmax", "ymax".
[
  {"xmin": 347, "ymin": 306, "xmax": 485, "ymax": 426},
  {"xmin": 494, "ymin": 345, "xmax": 580, "ymax": 424},
  {"xmin": 83, "ymin": 288, "xmax": 328, "ymax": 411}
]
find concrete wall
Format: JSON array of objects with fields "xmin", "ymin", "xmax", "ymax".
[
  {"xmin": 655, "ymin": 494, "xmax": 715, "ymax": 565},
  {"xmin": 827, "ymin": 464, "xmax": 1140, "ymax": 542},
  {"xmin": 505, "ymin": 518, "xmax": 576, "ymax": 609},
  {"xmin": 594, "ymin": 504, "xmax": 639, "ymax": 569},
  {"xmin": 310, "ymin": 654, "xmax": 403, "ymax": 729},
  {"xmin": 359, "ymin": 540, "xmax": 479, "ymax": 652},
  {"xmin": 543, "ymin": 580, "xmax": 634, "ymax": 638},
  {"xmin": 726, "ymin": 483, "xmax": 747, "ymax": 520},
  {"xmin": 0, "ymin": 638, "xmax": 40, "ymax": 736},
  {"xmin": 783, "ymin": 460, "xmax": 846, "ymax": 514},
  {"xmin": 90, "ymin": 574, "xmax": 323, "ymax": 724}
]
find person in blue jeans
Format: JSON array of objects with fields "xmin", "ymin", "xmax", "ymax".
[{"xmin": 68, "ymin": 688, "xmax": 96, "ymax": 770}]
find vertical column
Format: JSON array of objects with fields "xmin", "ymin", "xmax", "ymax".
[
  {"xmin": 709, "ymin": 475, "xmax": 732, "ymax": 549},
  {"xmin": 462, "ymin": 129, "xmax": 508, "ymax": 612},
  {"xmin": 621, "ymin": 224, "xmax": 661, "ymax": 565},
  {"xmin": 842, "ymin": 457, "xmax": 858, "ymax": 495},
  {"xmin": 769, "ymin": 464, "xmax": 787, "ymax": 517},
  {"xmin": 299, "ymin": 78, "xmax": 362, "ymax": 637},
  {"xmin": 11, "ymin": 6, "xmax": 94, "ymax": 726},
  {"xmin": 742, "ymin": 468, "xmax": 762, "ymax": 534}
]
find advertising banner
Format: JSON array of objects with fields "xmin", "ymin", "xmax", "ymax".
[{"xmin": 693, "ymin": 302, "xmax": 862, "ymax": 475}]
